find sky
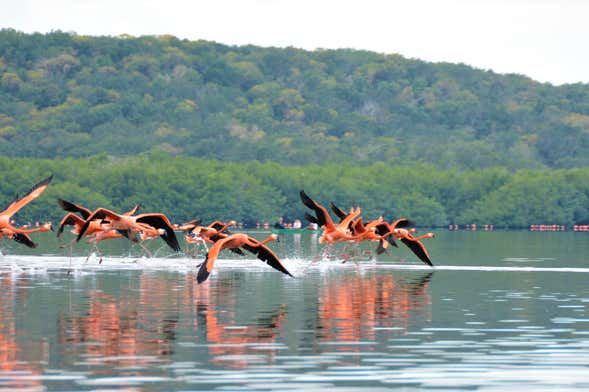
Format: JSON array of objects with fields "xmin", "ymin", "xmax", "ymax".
[{"xmin": 2, "ymin": 0, "xmax": 588, "ymax": 85}]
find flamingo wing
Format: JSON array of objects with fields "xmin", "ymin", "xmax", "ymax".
[
  {"xmin": 76, "ymin": 208, "xmax": 118, "ymax": 242},
  {"xmin": 374, "ymin": 222, "xmax": 398, "ymax": 248},
  {"xmin": 330, "ymin": 202, "xmax": 348, "ymax": 222},
  {"xmin": 123, "ymin": 204, "xmax": 141, "ymax": 216},
  {"xmin": 352, "ymin": 217, "xmax": 366, "ymax": 234},
  {"xmin": 57, "ymin": 198, "xmax": 92, "ymax": 220},
  {"xmin": 304, "ymin": 212, "xmax": 319, "ymax": 225},
  {"xmin": 208, "ymin": 221, "xmax": 225, "ymax": 230},
  {"xmin": 392, "ymin": 218, "xmax": 413, "ymax": 229},
  {"xmin": 241, "ymin": 241, "xmax": 293, "ymax": 277},
  {"xmin": 400, "ymin": 238, "xmax": 434, "ymax": 266},
  {"xmin": 57, "ymin": 213, "xmax": 84, "ymax": 238},
  {"xmin": 197, "ymin": 236, "xmax": 230, "ymax": 283},
  {"xmin": 135, "ymin": 214, "xmax": 181, "ymax": 252},
  {"xmin": 12, "ymin": 232, "xmax": 37, "ymax": 248},
  {"xmin": 1, "ymin": 175, "xmax": 52, "ymax": 218},
  {"xmin": 299, "ymin": 190, "xmax": 334, "ymax": 229}
]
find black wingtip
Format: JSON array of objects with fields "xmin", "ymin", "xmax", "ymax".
[
  {"xmin": 330, "ymin": 202, "xmax": 347, "ymax": 220},
  {"xmin": 39, "ymin": 174, "xmax": 53, "ymax": 187},
  {"xmin": 396, "ymin": 219, "xmax": 414, "ymax": 229},
  {"xmin": 196, "ymin": 256, "xmax": 210, "ymax": 284},
  {"xmin": 57, "ymin": 198, "xmax": 73, "ymax": 210},
  {"xmin": 12, "ymin": 233, "xmax": 37, "ymax": 248},
  {"xmin": 299, "ymin": 190, "xmax": 315, "ymax": 209},
  {"xmin": 304, "ymin": 212, "xmax": 318, "ymax": 224},
  {"xmin": 383, "ymin": 233, "xmax": 398, "ymax": 247},
  {"xmin": 376, "ymin": 239, "xmax": 387, "ymax": 255}
]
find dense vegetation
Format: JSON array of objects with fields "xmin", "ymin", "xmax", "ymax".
[
  {"xmin": 2, "ymin": 155, "xmax": 588, "ymax": 228},
  {"xmin": 1, "ymin": 29, "xmax": 589, "ymax": 169},
  {"xmin": 1, "ymin": 30, "xmax": 588, "ymax": 227}
]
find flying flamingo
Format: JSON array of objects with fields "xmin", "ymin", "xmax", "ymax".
[
  {"xmin": 390, "ymin": 227, "xmax": 435, "ymax": 266},
  {"xmin": 197, "ymin": 233, "xmax": 291, "ymax": 284},
  {"xmin": 0, "ymin": 175, "xmax": 53, "ymax": 250},
  {"xmin": 75, "ymin": 208, "xmax": 181, "ymax": 253},
  {"xmin": 181, "ymin": 220, "xmax": 237, "ymax": 258},
  {"xmin": 300, "ymin": 190, "xmax": 361, "ymax": 244},
  {"xmin": 57, "ymin": 199, "xmax": 142, "ymax": 262}
]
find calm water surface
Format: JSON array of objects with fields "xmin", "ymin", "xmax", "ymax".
[{"xmin": 0, "ymin": 230, "xmax": 588, "ymax": 391}]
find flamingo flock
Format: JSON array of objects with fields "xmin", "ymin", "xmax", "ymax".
[{"xmin": 0, "ymin": 176, "xmax": 436, "ymax": 283}]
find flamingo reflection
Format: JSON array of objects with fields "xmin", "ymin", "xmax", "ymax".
[
  {"xmin": 316, "ymin": 272, "xmax": 433, "ymax": 348},
  {"xmin": 0, "ymin": 273, "xmax": 45, "ymax": 390},
  {"xmin": 58, "ymin": 273, "xmax": 181, "ymax": 370},
  {"xmin": 184, "ymin": 275, "xmax": 288, "ymax": 369}
]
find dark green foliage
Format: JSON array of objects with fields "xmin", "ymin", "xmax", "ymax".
[
  {"xmin": 2, "ymin": 155, "xmax": 589, "ymax": 228},
  {"xmin": 1, "ymin": 30, "xmax": 589, "ymax": 169},
  {"xmin": 1, "ymin": 31, "xmax": 588, "ymax": 228}
]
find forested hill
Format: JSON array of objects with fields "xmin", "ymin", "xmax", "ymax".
[{"xmin": 1, "ymin": 29, "xmax": 589, "ymax": 169}]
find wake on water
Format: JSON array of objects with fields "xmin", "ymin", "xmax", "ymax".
[{"xmin": 1, "ymin": 254, "xmax": 589, "ymax": 275}]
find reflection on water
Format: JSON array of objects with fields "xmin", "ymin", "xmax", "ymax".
[
  {"xmin": 316, "ymin": 273, "xmax": 432, "ymax": 344},
  {"xmin": 0, "ymin": 231, "xmax": 588, "ymax": 390}
]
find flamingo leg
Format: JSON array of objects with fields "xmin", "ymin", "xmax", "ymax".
[
  {"xmin": 138, "ymin": 241, "xmax": 153, "ymax": 258},
  {"xmin": 94, "ymin": 243, "xmax": 103, "ymax": 264},
  {"xmin": 66, "ymin": 238, "xmax": 75, "ymax": 275}
]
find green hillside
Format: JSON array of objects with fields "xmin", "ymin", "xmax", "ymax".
[{"xmin": 1, "ymin": 29, "xmax": 589, "ymax": 169}]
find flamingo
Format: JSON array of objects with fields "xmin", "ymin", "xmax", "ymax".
[
  {"xmin": 181, "ymin": 220, "xmax": 243, "ymax": 258},
  {"xmin": 57, "ymin": 199, "xmax": 142, "ymax": 262},
  {"xmin": 300, "ymin": 190, "xmax": 361, "ymax": 244},
  {"xmin": 390, "ymin": 227, "xmax": 435, "ymax": 266},
  {"xmin": 58, "ymin": 198, "xmax": 140, "ymax": 221},
  {"xmin": 0, "ymin": 175, "xmax": 53, "ymax": 249},
  {"xmin": 75, "ymin": 208, "xmax": 181, "ymax": 253},
  {"xmin": 197, "ymin": 233, "xmax": 292, "ymax": 284},
  {"xmin": 0, "ymin": 222, "xmax": 53, "ymax": 248},
  {"xmin": 372, "ymin": 218, "xmax": 414, "ymax": 254}
]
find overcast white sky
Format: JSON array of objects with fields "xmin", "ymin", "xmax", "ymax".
[{"xmin": 2, "ymin": 0, "xmax": 588, "ymax": 85}]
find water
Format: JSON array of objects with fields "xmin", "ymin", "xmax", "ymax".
[{"xmin": 0, "ymin": 230, "xmax": 588, "ymax": 391}]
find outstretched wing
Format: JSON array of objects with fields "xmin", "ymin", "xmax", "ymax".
[
  {"xmin": 208, "ymin": 221, "xmax": 225, "ymax": 230},
  {"xmin": 393, "ymin": 218, "xmax": 413, "ymax": 229},
  {"xmin": 76, "ymin": 208, "xmax": 117, "ymax": 242},
  {"xmin": 135, "ymin": 214, "xmax": 181, "ymax": 252},
  {"xmin": 400, "ymin": 238, "xmax": 434, "ymax": 266},
  {"xmin": 12, "ymin": 232, "xmax": 37, "ymax": 248},
  {"xmin": 124, "ymin": 204, "xmax": 141, "ymax": 216},
  {"xmin": 57, "ymin": 213, "xmax": 85, "ymax": 238},
  {"xmin": 197, "ymin": 254, "xmax": 212, "ymax": 283},
  {"xmin": 242, "ymin": 242, "xmax": 293, "ymax": 277},
  {"xmin": 330, "ymin": 202, "xmax": 348, "ymax": 222},
  {"xmin": 304, "ymin": 212, "xmax": 319, "ymax": 225},
  {"xmin": 57, "ymin": 198, "xmax": 92, "ymax": 220},
  {"xmin": 2, "ymin": 175, "xmax": 53, "ymax": 218},
  {"xmin": 299, "ymin": 190, "xmax": 334, "ymax": 229},
  {"xmin": 374, "ymin": 222, "xmax": 398, "ymax": 248},
  {"xmin": 197, "ymin": 236, "xmax": 231, "ymax": 284}
]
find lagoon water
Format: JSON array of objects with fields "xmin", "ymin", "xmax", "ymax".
[{"xmin": 1, "ymin": 230, "xmax": 588, "ymax": 391}]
